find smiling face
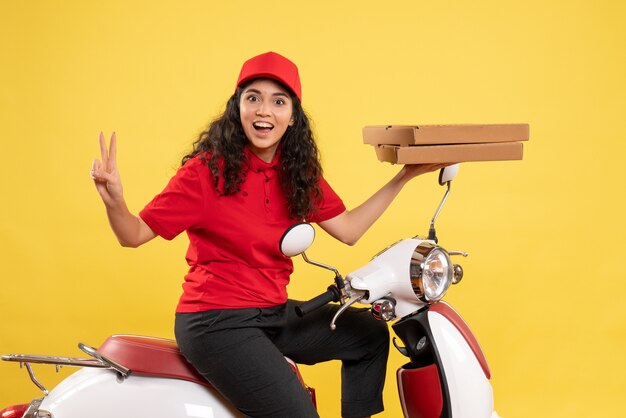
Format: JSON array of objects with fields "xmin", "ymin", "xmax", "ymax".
[{"xmin": 239, "ymin": 78, "xmax": 295, "ymax": 163}]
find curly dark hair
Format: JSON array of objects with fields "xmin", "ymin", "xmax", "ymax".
[{"xmin": 181, "ymin": 81, "xmax": 323, "ymax": 220}]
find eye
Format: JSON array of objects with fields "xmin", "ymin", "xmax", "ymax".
[
  {"xmin": 274, "ymin": 98, "xmax": 286, "ymax": 105},
  {"xmin": 246, "ymin": 95, "xmax": 259, "ymax": 102}
]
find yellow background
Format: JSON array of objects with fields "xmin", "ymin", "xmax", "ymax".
[{"xmin": 1, "ymin": 1, "xmax": 625, "ymax": 417}]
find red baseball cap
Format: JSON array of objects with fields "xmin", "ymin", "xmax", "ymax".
[{"xmin": 236, "ymin": 51, "xmax": 302, "ymax": 101}]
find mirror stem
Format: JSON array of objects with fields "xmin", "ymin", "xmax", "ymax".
[
  {"xmin": 428, "ymin": 181, "xmax": 452, "ymax": 243},
  {"xmin": 301, "ymin": 252, "xmax": 347, "ymax": 300},
  {"xmin": 428, "ymin": 224, "xmax": 438, "ymax": 244},
  {"xmin": 301, "ymin": 252, "xmax": 340, "ymax": 276}
]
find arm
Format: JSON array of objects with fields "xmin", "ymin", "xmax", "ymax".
[
  {"xmin": 317, "ymin": 163, "xmax": 445, "ymax": 246},
  {"xmin": 90, "ymin": 132, "xmax": 157, "ymax": 248}
]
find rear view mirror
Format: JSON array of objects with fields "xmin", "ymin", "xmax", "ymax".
[
  {"xmin": 279, "ymin": 223, "xmax": 316, "ymax": 257},
  {"xmin": 439, "ymin": 164, "xmax": 460, "ymax": 185}
]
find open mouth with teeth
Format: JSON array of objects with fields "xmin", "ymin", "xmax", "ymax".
[{"xmin": 253, "ymin": 121, "xmax": 274, "ymax": 134}]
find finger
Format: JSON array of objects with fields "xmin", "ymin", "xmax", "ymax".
[
  {"xmin": 109, "ymin": 132, "xmax": 117, "ymax": 168},
  {"xmin": 90, "ymin": 159, "xmax": 99, "ymax": 179},
  {"xmin": 91, "ymin": 168, "xmax": 116, "ymax": 184},
  {"xmin": 99, "ymin": 132, "xmax": 109, "ymax": 167},
  {"xmin": 92, "ymin": 159, "xmax": 102, "ymax": 173},
  {"xmin": 91, "ymin": 160, "xmax": 116, "ymax": 183},
  {"xmin": 429, "ymin": 163, "xmax": 446, "ymax": 172}
]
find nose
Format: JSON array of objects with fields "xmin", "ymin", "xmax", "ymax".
[{"xmin": 256, "ymin": 101, "xmax": 271, "ymax": 116}]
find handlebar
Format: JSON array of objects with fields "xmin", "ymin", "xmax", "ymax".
[{"xmin": 295, "ymin": 285, "xmax": 341, "ymax": 317}]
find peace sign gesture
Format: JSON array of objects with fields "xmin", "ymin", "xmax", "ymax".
[{"xmin": 90, "ymin": 132, "xmax": 124, "ymax": 207}]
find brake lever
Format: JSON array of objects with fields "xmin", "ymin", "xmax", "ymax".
[{"xmin": 330, "ymin": 292, "xmax": 365, "ymax": 331}]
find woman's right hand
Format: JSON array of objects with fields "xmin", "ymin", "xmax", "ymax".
[
  {"xmin": 91, "ymin": 132, "xmax": 124, "ymax": 207},
  {"xmin": 90, "ymin": 132, "xmax": 156, "ymax": 247}
]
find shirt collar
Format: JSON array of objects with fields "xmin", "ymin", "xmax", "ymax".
[{"xmin": 244, "ymin": 146, "xmax": 281, "ymax": 171}]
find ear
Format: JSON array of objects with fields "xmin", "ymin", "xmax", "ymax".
[{"xmin": 289, "ymin": 117, "xmax": 295, "ymax": 126}]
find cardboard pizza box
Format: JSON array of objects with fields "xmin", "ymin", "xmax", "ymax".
[
  {"xmin": 363, "ymin": 124, "xmax": 529, "ymax": 146},
  {"xmin": 373, "ymin": 142, "xmax": 524, "ymax": 164}
]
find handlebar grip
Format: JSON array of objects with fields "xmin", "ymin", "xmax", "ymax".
[{"xmin": 295, "ymin": 286, "xmax": 341, "ymax": 317}]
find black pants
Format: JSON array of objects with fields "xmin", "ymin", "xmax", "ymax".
[{"xmin": 175, "ymin": 300, "xmax": 389, "ymax": 418}]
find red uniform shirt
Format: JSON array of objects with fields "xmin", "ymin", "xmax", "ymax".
[{"xmin": 139, "ymin": 149, "xmax": 346, "ymax": 312}]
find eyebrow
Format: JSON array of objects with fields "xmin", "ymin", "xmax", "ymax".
[{"xmin": 243, "ymin": 88, "xmax": 290, "ymax": 98}]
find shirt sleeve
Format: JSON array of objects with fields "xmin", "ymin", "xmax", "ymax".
[
  {"xmin": 139, "ymin": 159, "xmax": 209, "ymax": 240},
  {"xmin": 307, "ymin": 176, "xmax": 346, "ymax": 223}
]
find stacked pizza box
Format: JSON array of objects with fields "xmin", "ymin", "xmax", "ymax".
[{"xmin": 362, "ymin": 124, "xmax": 529, "ymax": 164}]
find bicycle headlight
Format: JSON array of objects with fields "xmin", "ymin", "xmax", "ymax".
[{"xmin": 410, "ymin": 243, "xmax": 452, "ymax": 303}]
